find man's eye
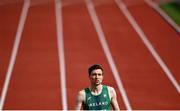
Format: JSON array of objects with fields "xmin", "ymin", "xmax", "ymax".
[
  {"xmin": 92, "ymin": 73, "xmax": 96, "ymax": 76},
  {"xmin": 91, "ymin": 73, "xmax": 102, "ymax": 76}
]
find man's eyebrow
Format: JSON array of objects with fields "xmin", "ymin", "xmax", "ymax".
[{"xmin": 92, "ymin": 73, "xmax": 102, "ymax": 74}]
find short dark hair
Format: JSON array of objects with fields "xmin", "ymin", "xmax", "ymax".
[{"xmin": 88, "ymin": 64, "xmax": 103, "ymax": 76}]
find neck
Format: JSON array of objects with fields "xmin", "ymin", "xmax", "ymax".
[{"xmin": 90, "ymin": 84, "xmax": 102, "ymax": 94}]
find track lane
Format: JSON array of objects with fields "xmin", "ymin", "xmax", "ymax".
[
  {"xmin": 1, "ymin": 0, "xmax": 180, "ymax": 109},
  {"xmin": 93, "ymin": 0, "xmax": 180, "ymax": 109},
  {"xmin": 125, "ymin": 0, "xmax": 180, "ymax": 84},
  {"xmin": 0, "ymin": 1, "xmax": 23, "ymax": 103},
  {"xmin": 3, "ymin": 1, "xmax": 62, "ymax": 109},
  {"xmin": 61, "ymin": 0, "xmax": 126, "ymax": 109}
]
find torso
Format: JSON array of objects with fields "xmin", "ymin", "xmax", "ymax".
[{"xmin": 83, "ymin": 85, "xmax": 111, "ymax": 110}]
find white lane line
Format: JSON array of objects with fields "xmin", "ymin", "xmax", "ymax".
[
  {"xmin": 145, "ymin": 0, "xmax": 180, "ymax": 34},
  {"xmin": 115, "ymin": 0, "xmax": 180, "ymax": 94},
  {"xmin": 85, "ymin": 0, "xmax": 132, "ymax": 110},
  {"xmin": 0, "ymin": 0, "xmax": 30, "ymax": 110},
  {"xmin": 55, "ymin": 0, "xmax": 68, "ymax": 110}
]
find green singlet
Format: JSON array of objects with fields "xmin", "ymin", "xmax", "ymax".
[{"xmin": 84, "ymin": 85, "xmax": 111, "ymax": 110}]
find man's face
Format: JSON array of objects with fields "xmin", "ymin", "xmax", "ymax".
[{"xmin": 89, "ymin": 69, "xmax": 103, "ymax": 86}]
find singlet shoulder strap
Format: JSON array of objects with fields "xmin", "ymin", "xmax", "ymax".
[
  {"xmin": 103, "ymin": 85, "xmax": 107, "ymax": 89},
  {"xmin": 84, "ymin": 88, "xmax": 91, "ymax": 109},
  {"xmin": 84, "ymin": 87, "xmax": 91, "ymax": 94},
  {"xmin": 103, "ymin": 85, "xmax": 109, "ymax": 93}
]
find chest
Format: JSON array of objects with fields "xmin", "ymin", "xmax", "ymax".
[{"xmin": 84, "ymin": 87, "xmax": 111, "ymax": 110}]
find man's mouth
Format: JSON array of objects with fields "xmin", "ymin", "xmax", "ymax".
[{"xmin": 95, "ymin": 80, "xmax": 100, "ymax": 82}]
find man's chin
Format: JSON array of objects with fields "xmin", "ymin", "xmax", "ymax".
[{"xmin": 95, "ymin": 83, "xmax": 101, "ymax": 86}]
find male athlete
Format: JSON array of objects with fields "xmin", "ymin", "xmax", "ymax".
[{"xmin": 75, "ymin": 64, "xmax": 120, "ymax": 110}]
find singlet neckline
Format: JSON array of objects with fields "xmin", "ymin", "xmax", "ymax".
[{"xmin": 89, "ymin": 85, "xmax": 104, "ymax": 96}]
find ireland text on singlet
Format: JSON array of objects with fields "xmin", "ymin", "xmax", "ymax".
[{"xmin": 84, "ymin": 85, "xmax": 111, "ymax": 110}]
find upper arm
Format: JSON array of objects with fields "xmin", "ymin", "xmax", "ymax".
[
  {"xmin": 108, "ymin": 86, "xmax": 120, "ymax": 110},
  {"xmin": 75, "ymin": 90, "xmax": 85, "ymax": 110}
]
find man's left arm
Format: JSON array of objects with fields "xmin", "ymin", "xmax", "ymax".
[{"xmin": 110, "ymin": 87, "xmax": 120, "ymax": 110}]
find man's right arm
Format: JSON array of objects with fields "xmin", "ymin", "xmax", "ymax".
[{"xmin": 75, "ymin": 90, "xmax": 85, "ymax": 110}]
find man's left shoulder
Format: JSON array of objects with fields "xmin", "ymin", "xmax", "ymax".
[
  {"xmin": 105, "ymin": 85, "xmax": 116, "ymax": 100},
  {"xmin": 106, "ymin": 85, "xmax": 115, "ymax": 91}
]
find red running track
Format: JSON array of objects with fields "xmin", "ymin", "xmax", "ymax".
[
  {"xmin": 0, "ymin": 1, "xmax": 23, "ymax": 98},
  {"xmin": 1, "ymin": 0, "xmax": 62, "ymax": 109},
  {"xmin": 0, "ymin": 0, "xmax": 180, "ymax": 110}
]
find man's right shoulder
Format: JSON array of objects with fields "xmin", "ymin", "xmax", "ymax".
[
  {"xmin": 78, "ymin": 89, "xmax": 85, "ymax": 95},
  {"xmin": 77, "ymin": 89, "xmax": 86, "ymax": 101}
]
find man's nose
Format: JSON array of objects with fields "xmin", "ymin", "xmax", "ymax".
[{"xmin": 95, "ymin": 75, "xmax": 99, "ymax": 78}]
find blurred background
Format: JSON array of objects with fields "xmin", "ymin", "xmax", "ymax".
[{"xmin": 0, "ymin": 0, "xmax": 180, "ymax": 110}]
